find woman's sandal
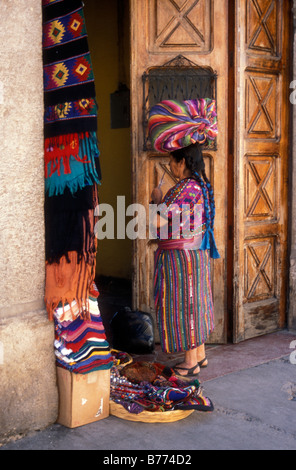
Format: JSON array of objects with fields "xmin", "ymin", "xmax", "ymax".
[
  {"xmin": 172, "ymin": 362, "xmax": 200, "ymax": 378},
  {"xmin": 198, "ymin": 357, "xmax": 208, "ymax": 368}
]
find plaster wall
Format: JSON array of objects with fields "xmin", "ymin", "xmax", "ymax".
[{"xmin": 0, "ymin": 0, "xmax": 58, "ymax": 444}]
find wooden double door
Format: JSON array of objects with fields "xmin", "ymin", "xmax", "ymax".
[{"xmin": 130, "ymin": 0, "xmax": 291, "ymax": 343}]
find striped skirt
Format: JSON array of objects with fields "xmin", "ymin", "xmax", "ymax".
[{"xmin": 154, "ymin": 248, "xmax": 214, "ymax": 353}]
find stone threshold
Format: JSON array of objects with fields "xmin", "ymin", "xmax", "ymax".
[{"xmin": 130, "ymin": 330, "xmax": 296, "ymax": 383}]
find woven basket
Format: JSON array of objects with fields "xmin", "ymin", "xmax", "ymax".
[
  {"xmin": 109, "ymin": 401, "xmax": 194, "ymax": 423},
  {"xmin": 111, "ymin": 349, "xmax": 133, "ymax": 369}
]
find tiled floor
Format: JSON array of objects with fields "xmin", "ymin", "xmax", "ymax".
[
  {"xmin": 130, "ymin": 330, "xmax": 296, "ymax": 383},
  {"xmin": 96, "ymin": 276, "xmax": 296, "ymax": 383}
]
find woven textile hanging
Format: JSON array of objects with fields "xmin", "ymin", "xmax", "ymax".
[
  {"xmin": 43, "ymin": 0, "xmax": 101, "ymax": 196},
  {"xmin": 42, "ymin": 0, "xmax": 112, "ymax": 374},
  {"xmin": 42, "ymin": 0, "xmax": 99, "ymax": 311}
]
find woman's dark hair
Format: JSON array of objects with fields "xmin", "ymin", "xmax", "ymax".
[
  {"xmin": 170, "ymin": 142, "xmax": 205, "ymax": 175},
  {"xmin": 171, "ymin": 142, "xmax": 216, "ymax": 230}
]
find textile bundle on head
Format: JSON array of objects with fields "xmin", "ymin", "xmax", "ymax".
[
  {"xmin": 42, "ymin": 0, "xmax": 111, "ymax": 373},
  {"xmin": 148, "ymin": 99, "xmax": 218, "ymax": 153}
]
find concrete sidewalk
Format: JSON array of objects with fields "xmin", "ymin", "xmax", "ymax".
[{"xmin": 1, "ymin": 330, "xmax": 296, "ymax": 451}]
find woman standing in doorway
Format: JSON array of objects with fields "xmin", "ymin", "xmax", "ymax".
[{"xmin": 148, "ymin": 99, "xmax": 219, "ymax": 379}]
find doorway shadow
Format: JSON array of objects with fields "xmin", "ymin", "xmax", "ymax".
[{"xmin": 95, "ymin": 275, "xmax": 132, "ymax": 344}]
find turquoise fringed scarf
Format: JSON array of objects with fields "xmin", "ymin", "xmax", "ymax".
[{"xmin": 45, "ymin": 131, "xmax": 101, "ymax": 196}]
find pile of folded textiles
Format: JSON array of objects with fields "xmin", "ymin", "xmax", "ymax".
[
  {"xmin": 53, "ymin": 283, "xmax": 113, "ymax": 374},
  {"xmin": 110, "ymin": 357, "xmax": 214, "ymax": 414}
]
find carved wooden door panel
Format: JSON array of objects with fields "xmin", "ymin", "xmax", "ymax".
[
  {"xmin": 130, "ymin": 0, "xmax": 229, "ymax": 343},
  {"xmin": 233, "ymin": 0, "xmax": 291, "ymax": 341}
]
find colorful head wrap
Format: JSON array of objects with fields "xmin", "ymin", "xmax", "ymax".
[{"xmin": 148, "ymin": 99, "xmax": 218, "ymax": 153}]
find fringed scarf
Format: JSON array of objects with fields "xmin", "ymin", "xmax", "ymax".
[
  {"xmin": 44, "ymin": 250, "xmax": 97, "ymax": 321},
  {"xmin": 45, "ymin": 185, "xmax": 98, "ymax": 264},
  {"xmin": 42, "ymin": 0, "xmax": 101, "ymax": 322},
  {"xmin": 44, "ymin": 131, "xmax": 101, "ymax": 197}
]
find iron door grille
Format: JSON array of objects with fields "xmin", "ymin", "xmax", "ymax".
[{"xmin": 142, "ymin": 56, "xmax": 217, "ymax": 151}]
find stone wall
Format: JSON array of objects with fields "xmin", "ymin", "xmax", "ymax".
[
  {"xmin": 289, "ymin": 1, "xmax": 296, "ymax": 331},
  {"xmin": 0, "ymin": 0, "xmax": 58, "ymax": 444}
]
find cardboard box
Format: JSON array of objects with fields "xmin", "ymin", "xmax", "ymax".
[{"xmin": 56, "ymin": 366, "xmax": 110, "ymax": 428}]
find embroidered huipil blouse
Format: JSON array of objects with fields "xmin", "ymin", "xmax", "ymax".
[{"xmin": 157, "ymin": 178, "xmax": 205, "ymax": 242}]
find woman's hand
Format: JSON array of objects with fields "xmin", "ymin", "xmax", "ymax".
[{"xmin": 150, "ymin": 187, "xmax": 163, "ymax": 205}]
